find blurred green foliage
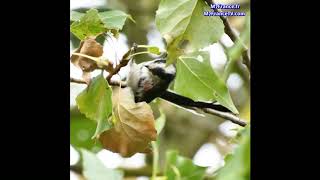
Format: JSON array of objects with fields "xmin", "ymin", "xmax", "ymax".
[
  {"xmin": 215, "ymin": 126, "xmax": 250, "ymax": 180},
  {"xmin": 70, "ymin": 111, "xmax": 102, "ymax": 152},
  {"xmin": 165, "ymin": 150, "xmax": 206, "ymax": 180},
  {"xmin": 81, "ymin": 149, "xmax": 123, "ymax": 180}
]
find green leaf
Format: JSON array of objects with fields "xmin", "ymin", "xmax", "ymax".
[
  {"xmin": 70, "ymin": 112, "xmax": 102, "ymax": 152},
  {"xmin": 155, "ymin": 109, "xmax": 166, "ymax": 135},
  {"xmin": 76, "ymin": 74, "xmax": 113, "ymax": 137},
  {"xmin": 81, "ymin": 149, "xmax": 123, "ymax": 180},
  {"xmin": 165, "ymin": 150, "xmax": 206, "ymax": 180},
  {"xmin": 215, "ymin": 126, "xmax": 250, "ymax": 180},
  {"xmin": 70, "ymin": 11, "xmax": 85, "ymax": 21},
  {"xmin": 70, "ymin": 9, "xmax": 133, "ymax": 40},
  {"xmin": 98, "ymin": 10, "xmax": 134, "ymax": 31},
  {"xmin": 174, "ymin": 51, "xmax": 238, "ymax": 114},
  {"xmin": 71, "ymin": 9, "xmax": 106, "ymax": 40},
  {"xmin": 156, "ymin": 0, "xmax": 224, "ymax": 64}
]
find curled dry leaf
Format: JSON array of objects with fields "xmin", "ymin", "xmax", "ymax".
[
  {"xmin": 99, "ymin": 87, "xmax": 157, "ymax": 157},
  {"xmin": 71, "ymin": 38, "xmax": 104, "ymax": 83},
  {"xmin": 71, "ymin": 37, "xmax": 103, "ymax": 72}
]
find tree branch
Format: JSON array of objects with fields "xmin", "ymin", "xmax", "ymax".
[
  {"xmin": 70, "ymin": 77, "xmax": 87, "ymax": 84},
  {"xmin": 182, "ymin": 106, "xmax": 247, "ymax": 127},
  {"xmin": 201, "ymin": 108, "xmax": 247, "ymax": 127},
  {"xmin": 106, "ymin": 43, "xmax": 138, "ymax": 82},
  {"xmin": 70, "ymin": 164, "xmax": 82, "ymax": 174},
  {"xmin": 70, "ymin": 77, "xmax": 127, "ymax": 87},
  {"xmin": 204, "ymin": 0, "xmax": 250, "ymax": 71}
]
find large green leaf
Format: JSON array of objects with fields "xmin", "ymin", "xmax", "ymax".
[
  {"xmin": 76, "ymin": 74, "xmax": 113, "ymax": 137},
  {"xmin": 98, "ymin": 10, "xmax": 134, "ymax": 30},
  {"xmin": 70, "ymin": 112, "xmax": 102, "ymax": 152},
  {"xmin": 81, "ymin": 149, "xmax": 123, "ymax": 180},
  {"xmin": 156, "ymin": 0, "xmax": 224, "ymax": 64},
  {"xmin": 165, "ymin": 150, "xmax": 206, "ymax": 180},
  {"xmin": 215, "ymin": 127, "xmax": 250, "ymax": 180},
  {"xmin": 174, "ymin": 51, "xmax": 238, "ymax": 114},
  {"xmin": 71, "ymin": 9, "xmax": 106, "ymax": 40}
]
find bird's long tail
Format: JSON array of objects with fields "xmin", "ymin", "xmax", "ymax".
[{"xmin": 160, "ymin": 90, "xmax": 232, "ymax": 113}]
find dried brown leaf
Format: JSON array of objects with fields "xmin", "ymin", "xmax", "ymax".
[
  {"xmin": 99, "ymin": 87, "xmax": 157, "ymax": 157},
  {"xmin": 70, "ymin": 37, "xmax": 103, "ymax": 72}
]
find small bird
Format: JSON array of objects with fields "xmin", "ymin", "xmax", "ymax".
[
  {"xmin": 126, "ymin": 58, "xmax": 232, "ymax": 113},
  {"xmin": 127, "ymin": 58, "xmax": 176, "ymax": 103}
]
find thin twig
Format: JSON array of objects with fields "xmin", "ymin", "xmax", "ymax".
[
  {"xmin": 70, "ymin": 77, "xmax": 87, "ymax": 84},
  {"xmin": 70, "ymin": 77, "xmax": 127, "ymax": 87},
  {"xmin": 109, "ymin": 80, "xmax": 127, "ymax": 87},
  {"xmin": 188, "ymin": 107, "xmax": 247, "ymax": 127},
  {"xmin": 202, "ymin": 108, "xmax": 247, "ymax": 126},
  {"xmin": 204, "ymin": 0, "xmax": 250, "ymax": 71},
  {"xmin": 70, "ymin": 164, "xmax": 82, "ymax": 174},
  {"xmin": 106, "ymin": 43, "xmax": 138, "ymax": 82},
  {"xmin": 160, "ymin": 91, "xmax": 247, "ymax": 126}
]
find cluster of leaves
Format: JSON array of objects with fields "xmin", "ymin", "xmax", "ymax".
[
  {"xmin": 75, "ymin": 113, "xmax": 206, "ymax": 180},
  {"xmin": 70, "ymin": 0, "xmax": 242, "ymax": 155},
  {"xmin": 214, "ymin": 126, "xmax": 250, "ymax": 180},
  {"xmin": 155, "ymin": 0, "xmax": 239, "ymax": 114},
  {"xmin": 74, "ymin": 115, "xmax": 250, "ymax": 180},
  {"xmin": 70, "ymin": 9, "xmax": 134, "ymax": 40},
  {"xmin": 70, "ymin": 8, "xmax": 159, "ymax": 157}
]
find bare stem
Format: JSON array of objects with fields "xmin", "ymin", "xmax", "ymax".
[
  {"xmin": 189, "ymin": 107, "xmax": 247, "ymax": 127},
  {"xmin": 70, "ymin": 77, "xmax": 87, "ymax": 84}
]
